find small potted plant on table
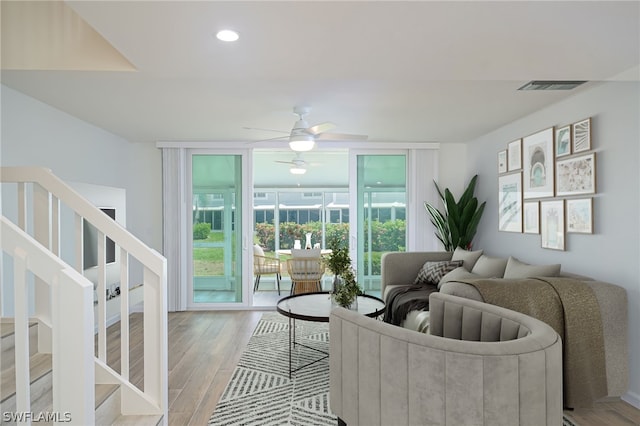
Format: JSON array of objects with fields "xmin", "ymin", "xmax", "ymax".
[{"xmin": 326, "ymin": 235, "xmax": 362, "ymax": 309}]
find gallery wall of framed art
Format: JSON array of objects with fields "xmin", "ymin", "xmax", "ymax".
[{"xmin": 497, "ymin": 116, "xmax": 596, "ymax": 250}]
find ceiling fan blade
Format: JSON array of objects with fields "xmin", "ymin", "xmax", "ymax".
[
  {"xmin": 275, "ymin": 160, "xmax": 294, "ymax": 165},
  {"xmin": 316, "ymin": 132, "xmax": 368, "ymax": 141},
  {"xmin": 307, "ymin": 122, "xmax": 336, "ymax": 135},
  {"xmin": 245, "ymin": 135, "xmax": 288, "ymax": 145},
  {"xmin": 242, "ymin": 126, "xmax": 289, "ymax": 134}
]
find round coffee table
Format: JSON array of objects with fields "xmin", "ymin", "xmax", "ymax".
[{"xmin": 276, "ymin": 291, "xmax": 385, "ymax": 377}]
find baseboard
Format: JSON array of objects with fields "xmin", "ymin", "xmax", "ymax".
[{"xmin": 622, "ymin": 390, "xmax": 640, "ymax": 409}]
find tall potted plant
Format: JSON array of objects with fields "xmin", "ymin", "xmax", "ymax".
[{"xmin": 424, "ymin": 174, "xmax": 486, "ymax": 251}]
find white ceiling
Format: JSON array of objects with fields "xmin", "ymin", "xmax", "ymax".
[{"xmin": 1, "ymin": 1, "xmax": 639, "ymax": 148}]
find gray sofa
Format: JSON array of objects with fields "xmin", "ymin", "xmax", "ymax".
[
  {"xmin": 329, "ymin": 292, "xmax": 563, "ymax": 426},
  {"xmin": 380, "ymin": 250, "xmax": 629, "ymax": 400}
]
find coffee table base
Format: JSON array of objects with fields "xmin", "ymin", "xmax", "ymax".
[{"xmin": 288, "ymin": 316, "xmax": 328, "ymax": 378}]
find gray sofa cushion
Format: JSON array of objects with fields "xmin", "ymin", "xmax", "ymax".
[
  {"xmin": 451, "ymin": 247, "xmax": 483, "ymax": 271},
  {"xmin": 503, "ymin": 256, "xmax": 561, "ymax": 278},
  {"xmin": 471, "ymin": 254, "xmax": 508, "ymax": 277},
  {"xmin": 438, "ymin": 266, "xmax": 482, "ymax": 289}
]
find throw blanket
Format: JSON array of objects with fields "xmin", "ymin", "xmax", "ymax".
[
  {"xmin": 384, "ymin": 284, "xmax": 437, "ymax": 326},
  {"xmin": 454, "ymin": 277, "xmax": 607, "ymax": 408}
]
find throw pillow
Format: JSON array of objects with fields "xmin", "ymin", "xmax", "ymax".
[
  {"xmin": 414, "ymin": 260, "xmax": 463, "ymax": 286},
  {"xmin": 503, "ymin": 256, "xmax": 561, "ymax": 279},
  {"xmin": 451, "ymin": 247, "xmax": 484, "ymax": 271},
  {"xmin": 471, "ymin": 255, "xmax": 508, "ymax": 278},
  {"xmin": 437, "ymin": 266, "xmax": 482, "ymax": 289}
]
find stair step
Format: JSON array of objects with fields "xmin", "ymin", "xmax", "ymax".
[
  {"xmin": 1, "ymin": 322, "xmax": 163, "ymax": 425},
  {"xmin": 95, "ymin": 387, "xmax": 163, "ymax": 426},
  {"xmin": 1, "ymin": 321, "xmax": 38, "ymax": 371},
  {"xmin": 96, "ymin": 383, "xmax": 120, "ymax": 408},
  {"xmin": 0, "ymin": 352, "xmax": 52, "ymax": 402}
]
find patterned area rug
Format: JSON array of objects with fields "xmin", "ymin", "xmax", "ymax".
[
  {"xmin": 209, "ymin": 312, "xmax": 578, "ymax": 426},
  {"xmin": 209, "ymin": 312, "xmax": 335, "ymax": 426}
]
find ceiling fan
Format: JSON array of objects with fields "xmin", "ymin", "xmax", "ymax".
[
  {"xmin": 275, "ymin": 153, "xmax": 312, "ymax": 175},
  {"xmin": 246, "ymin": 106, "xmax": 368, "ymax": 152}
]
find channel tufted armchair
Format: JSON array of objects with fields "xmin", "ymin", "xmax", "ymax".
[{"xmin": 329, "ymin": 292, "xmax": 563, "ymax": 426}]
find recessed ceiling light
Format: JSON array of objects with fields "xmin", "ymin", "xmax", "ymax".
[{"xmin": 216, "ymin": 30, "xmax": 239, "ymax": 42}]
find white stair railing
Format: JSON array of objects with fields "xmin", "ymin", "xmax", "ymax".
[
  {"xmin": 2, "ymin": 216, "xmax": 95, "ymax": 425},
  {"xmin": 1, "ymin": 166, "xmax": 167, "ymax": 422}
]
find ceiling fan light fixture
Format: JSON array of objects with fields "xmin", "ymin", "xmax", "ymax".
[
  {"xmin": 290, "ymin": 166, "xmax": 307, "ymax": 175},
  {"xmin": 289, "ymin": 135, "xmax": 315, "ymax": 152},
  {"xmin": 216, "ymin": 29, "xmax": 239, "ymax": 42}
]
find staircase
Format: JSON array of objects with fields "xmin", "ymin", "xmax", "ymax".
[{"xmin": 0, "ymin": 167, "xmax": 168, "ymax": 425}]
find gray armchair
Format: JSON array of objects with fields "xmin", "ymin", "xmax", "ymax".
[{"xmin": 329, "ymin": 292, "xmax": 563, "ymax": 426}]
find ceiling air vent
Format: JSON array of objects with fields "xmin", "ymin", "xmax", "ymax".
[{"xmin": 518, "ymin": 81, "xmax": 587, "ymax": 91}]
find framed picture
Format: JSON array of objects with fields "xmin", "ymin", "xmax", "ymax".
[
  {"xmin": 555, "ymin": 125, "xmax": 571, "ymax": 157},
  {"xmin": 523, "ymin": 127, "xmax": 555, "ymax": 199},
  {"xmin": 540, "ymin": 200, "xmax": 565, "ymax": 250},
  {"xmin": 556, "ymin": 152, "xmax": 596, "ymax": 196},
  {"xmin": 498, "ymin": 150, "xmax": 507, "ymax": 174},
  {"xmin": 523, "ymin": 201, "xmax": 540, "ymax": 234},
  {"xmin": 572, "ymin": 117, "xmax": 591, "ymax": 153},
  {"xmin": 566, "ymin": 198, "xmax": 593, "ymax": 234},
  {"xmin": 498, "ymin": 172, "xmax": 523, "ymax": 233},
  {"xmin": 507, "ymin": 139, "xmax": 522, "ymax": 171}
]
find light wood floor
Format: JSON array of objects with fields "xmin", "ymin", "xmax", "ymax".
[{"xmin": 110, "ymin": 311, "xmax": 640, "ymax": 426}]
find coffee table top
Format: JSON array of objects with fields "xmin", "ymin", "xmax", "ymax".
[{"xmin": 276, "ymin": 291, "xmax": 385, "ymax": 322}]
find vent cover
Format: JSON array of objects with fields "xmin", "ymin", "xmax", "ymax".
[{"xmin": 518, "ymin": 81, "xmax": 587, "ymax": 91}]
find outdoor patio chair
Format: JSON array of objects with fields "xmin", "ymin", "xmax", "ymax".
[{"xmin": 253, "ymin": 244, "xmax": 282, "ymax": 295}]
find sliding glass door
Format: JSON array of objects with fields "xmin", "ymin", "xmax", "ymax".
[
  {"xmin": 352, "ymin": 152, "xmax": 407, "ymax": 296},
  {"xmin": 189, "ymin": 154, "xmax": 244, "ymax": 306}
]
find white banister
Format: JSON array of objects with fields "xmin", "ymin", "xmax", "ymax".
[
  {"xmin": 74, "ymin": 213, "xmax": 83, "ymax": 273},
  {"xmin": 3, "ymin": 217, "xmax": 95, "ymax": 424},
  {"xmin": 13, "ymin": 247, "xmax": 31, "ymax": 421},
  {"xmin": 97, "ymin": 230, "xmax": 107, "ymax": 362},
  {"xmin": 1, "ymin": 166, "xmax": 168, "ymax": 422},
  {"xmin": 141, "ymin": 263, "xmax": 168, "ymax": 413},
  {"xmin": 2, "ymin": 167, "xmax": 165, "ymax": 272},
  {"xmin": 33, "ymin": 182, "xmax": 52, "ymax": 354},
  {"xmin": 120, "ymin": 248, "xmax": 130, "ymax": 381},
  {"xmin": 51, "ymin": 268, "xmax": 95, "ymax": 426}
]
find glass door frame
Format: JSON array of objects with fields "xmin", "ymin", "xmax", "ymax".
[
  {"xmin": 186, "ymin": 148, "xmax": 254, "ymax": 310},
  {"xmin": 348, "ymin": 149, "xmax": 409, "ymax": 294}
]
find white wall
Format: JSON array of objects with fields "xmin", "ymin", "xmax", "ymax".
[
  {"xmin": 464, "ymin": 81, "xmax": 640, "ymax": 407},
  {"xmin": 1, "ymin": 85, "xmax": 161, "ymax": 251}
]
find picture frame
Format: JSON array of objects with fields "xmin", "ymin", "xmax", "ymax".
[
  {"xmin": 556, "ymin": 152, "xmax": 596, "ymax": 196},
  {"xmin": 566, "ymin": 198, "xmax": 593, "ymax": 234},
  {"xmin": 572, "ymin": 117, "xmax": 591, "ymax": 153},
  {"xmin": 540, "ymin": 200, "xmax": 565, "ymax": 250},
  {"xmin": 523, "ymin": 201, "xmax": 540, "ymax": 234},
  {"xmin": 507, "ymin": 139, "xmax": 522, "ymax": 171},
  {"xmin": 523, "ymin": 127, "xmax": 555, "ymax": 199},
  {"xmin": 555, "ymin": 125, "xmax": 571, "ymax": 157},
  {"xmin": 498, "ymin": 150, "xmax": 507, "ymax": 174},
  {"xmin": 498, "ymin": 172, "xmax": 523, "ymax": 233}
]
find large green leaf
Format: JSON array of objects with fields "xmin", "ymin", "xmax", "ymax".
[
  {"xmin": 458, "ymin": 174, "xmax": 479, "ymax": 209},
  {"xmin": 425, "ymin": 174, "xmax": 485, "ymax": 250},
  {"xmin": 424, "ymin": 201, "xmax": 453, "ymax": 251}
]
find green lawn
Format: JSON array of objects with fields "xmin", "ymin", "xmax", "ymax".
[{"xmin": 193, "ymin": 232, "xmax": 225, "ymax": 276}]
